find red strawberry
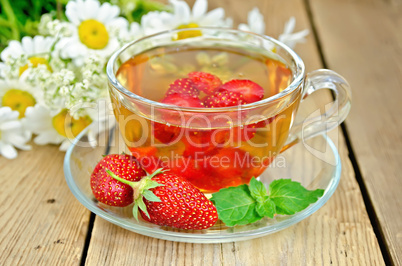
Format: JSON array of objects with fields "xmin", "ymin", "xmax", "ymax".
[
  {"xmin": 152, "ymin": 122, "xmax": 182, "ymax": 144},
  {"xmin": 168, "ymin": 157, "xmax": 213, "ymax": 192},
  {"xmin": 219, "ymin": 79, "xmax": 264, "ymax": 103},
  {"xmin": 181, "ymin": 129, "xmax": 222, "ymax": 158},
  {"xmin": 107, "ymin": 169, "xmax": 218, "ymax": 230},
  {"xmin": 204, "ymin": 90, "xmax": 247, "ymax": 108},
  {"xmin": 166, "ymin": 78, "xmax": 199, "ymax": 98},
  {"xmin": 90, "ymin": 154, "xmax": 147, "ymax": 207},
  {"xmin": 188, "ymin": 71, "xmax": 222, "ymax": 95},
  {"xmin": 203, "ymin": 148, "xmax": 250, "ymax": 191},
  {"xmin": 161, "ymin": 94, "xmax": 204, "ymax": 124},
  {"xmin": 161, "ymin": 94, "xmax": 203, "ymax": 108}
]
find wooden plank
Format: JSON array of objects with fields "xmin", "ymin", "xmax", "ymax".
[
  {"xmin": 85, "ymin": 0, "xmax": 384, "ymax": 265},
  {"xmin": 309, "ymin": 0, "xmax": 402, "ymax": 264},
  {"xmin": 0, "ymin": 145, "xmax": 90, "ymax": 265}
]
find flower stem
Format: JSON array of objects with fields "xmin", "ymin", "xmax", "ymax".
[{"xmin": 0, "ymin": 0, "xmax": 19, "ymax": 40}]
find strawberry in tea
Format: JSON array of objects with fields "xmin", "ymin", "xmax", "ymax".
[
  {"xmin": 110, "ymin": 42, "xmax": 300, "ymax": 193},
  {"xmin": 107, "ymin": 28, "xmax": 352, "ymax": 193}
]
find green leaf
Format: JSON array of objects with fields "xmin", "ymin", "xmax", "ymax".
[
  {"xmin": 136, "ymin": 197, "xmax": 150, "ymax": 218},
  {"xmin": 255, "ymin": 196, "xmax": 276, "ymax": 218},
  {"xmin": 269, "ymin": 179, "xmax": 325, "ymax": 215},
  {"xmin": 132, "ymin": 203, "xmax": 139, "ymax": 221},
  {"xmin": 143, "ymin": 180, "xmax": 163, "ymax": 190},
  {"xmin": 249, "ymin": 177, "xmax": 269, "ymax": 202},
  {"xmin": 210, "ymin": 184, "xmax": 263, "ymax": 226},
  {"xmin": 142, "ymin": 190, "xmax": 161, "ymax": 202}
]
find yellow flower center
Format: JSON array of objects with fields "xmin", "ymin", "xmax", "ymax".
[
  {"xmin": 52, "ymin": 109, "xmax": 92, "ymax": 138},
  {"xmin": 19, "ymin": 57, "xmax": 52, "ymax": 76},
  {"xmin": 2, "ymin": 89, "xmax": 36, "ymax": 118},
  {"xmin": 175, "ymin": 23, "xmax": 202, "ymax": 40},
  {"xmin": 78, "ymin": 19, "xmax": 109, "ymax": 49}
]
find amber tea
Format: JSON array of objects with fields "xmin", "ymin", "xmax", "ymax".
[{"xmin": 110, "ymin": 44, "xmax": 300, "ymax": 193}]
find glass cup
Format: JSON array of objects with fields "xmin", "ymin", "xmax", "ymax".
[{"xmin": 106, "ymin": 28, "xmax": 351, "ymax": 193}]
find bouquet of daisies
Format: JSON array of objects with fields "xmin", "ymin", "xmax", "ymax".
[{"xmin": 0, "ymin": 0, "xmax": 308, "ymax": 159}]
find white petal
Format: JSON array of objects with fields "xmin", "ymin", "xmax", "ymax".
[
  {"xmin": 72, "ymin": 56, "xmax": 85, "ymax": 67},
  {"xmin": 141, "ymin": 11, "xmax": 172, "ymax": 35},
  {"xmin": 224, "ymin": 17, "xmax": 233, "ymax": 28},
  {"xmin": 6, "ymin": 134, "xmax": 31, "ymax": 150},
  {"xmin": 0, "ymin": 120, "xmax": 21, "ymax": 131},
  {"xmin": 109, "ymin": 17, "xmax": 129, "ymax": 29},
  {"xmin": 248, "ymin": 8, "xmax": 265, "ymax": 34},
  {"xmin": 198, "ymin": 8, "xmax": 225, "ymax": 26},
  {"xmin": 279, "ymin": 29, "xmax": 309, "ymax": 48},
  {"xmin": 32, "ymin": 35, "xmax": 44, "ymax": 55},
  {"xmin": 23, "ymin": 105, "xmax": 53, "ymax": 133},
  {"xmin": 34, "ymin": 131, "xmax": 64, "ymax": 145},
  {"xmin": 0, "ymin": 142, "xmax": 17, "ymax": 159},
  {"xmin": 85, "ymin": 0, "xmax": 100, "ymax": 19},
  {"xmin": 87, "ymin": 130, "xmax": 98, "ymax": 148},
  {"xmin": 21, "ymin": 37, "xmax": 34, "ymax": 56},
  {"xmin": 59, "ymin": 139, "xmax": 72, "ymax": 151},
  {"xmin": 66, "ymin": 0, "xmax": 80, "ymax": 24},
  {"xmin": 192, "ymin": 0, "xmax": 207, "ymax": 20},
  {"xmin": 97, "ymin": 2, "xmax": 120, "ymax": 24},
  {"xmin": 171, "ymin": 0, "xmax": 191, "ymax": 24},
  {"xmin": 238, "ymin": 24, "xmax": 251, "ymax": 32},
  {"xmin": 0, "ymin": 108, "xmax": 18, "ymax": 124},
  {"xmin": 1, "ymin": 41, "xmax": 24, "ymax": 61},
  {"xmin": 65, "ymin": 41, "xmax": 87, "ymax": 58},
  {"xmin": 283, "ymin": 17, "xmax": 296, "ymax": 35},
  {"xmin": 35, "ymin": 36, "xmax": 55, "ymax": 55}
]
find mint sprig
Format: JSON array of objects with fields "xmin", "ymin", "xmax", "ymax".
[{"xmin": 210, "ymin": 178, "xmax": 324, "ymax": 226}]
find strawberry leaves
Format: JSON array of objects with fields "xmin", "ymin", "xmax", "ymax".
[
  {"xmin": 106, "ymin": 168, "xmax": 164, "ymax": 221},
  {"xmin": 210, "ymin": 178, "xmax": 324, "ymax": 226}
]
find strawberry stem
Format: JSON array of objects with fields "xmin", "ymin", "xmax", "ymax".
[
  {"xmin": 106, "ymin": 169, "xmax": 134, "ymax": 186},
  {"xmin": 106, "ymin": 168, "xmax": 166, "ymax": 221}
]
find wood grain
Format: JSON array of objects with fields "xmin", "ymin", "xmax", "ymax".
[
  {"xmin": 0, "ymin": 145, "xmax": 90, "ymax": 265},
  {"xmin": 84, "ymin": 0, "xmax": 384, "ymax": 265},
  {"xmin": 309, "ymin": 0, "xmax": 402, "ymax": 264}
]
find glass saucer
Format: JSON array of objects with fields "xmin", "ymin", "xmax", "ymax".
[{"xmin": 64, "ymin": 127, "xmax": 341, "ymax": 243}]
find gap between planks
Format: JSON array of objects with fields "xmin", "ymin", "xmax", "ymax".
[
  {"xmin": 303, "ymin": 0, "xmax": 395, "ymax": 264},
  {"xmin": 79, "ymin": 128, "xmax": 115, "ymax": 265}
]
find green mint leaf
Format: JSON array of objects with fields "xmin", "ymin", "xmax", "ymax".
[
  {"xmin": 255, "ymin": 196, "xmax": 276, "ymax": 218},
  {"xmin": 269, "ymin": 179, "xmax": 325, "ymax": 215},
  {"xmin": 249, "ymin": 177, "xmax": 269, "ymax": 202},
  {"xmin": 210, "ymin": 184, "xmax": 263, "ymax": 226}
]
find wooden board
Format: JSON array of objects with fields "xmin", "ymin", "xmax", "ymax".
[
  {"xmin": 0, "ymin": 145, "xmax": 90, "ymax": 265},
  {"xmin": 84, "ymin": 0, "xmax": 384, "ymax": 265},
  {"xmin": 309, "ymin": 0, "xmax": 402, "ymax": 264}
]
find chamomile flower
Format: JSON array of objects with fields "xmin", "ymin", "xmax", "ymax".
[
  {"xmin": 38, "ymin": 13, "xmax": 74, "ymax": 37},
  {"xmin": 0, "ymin": 36, "xmax": 55, "ymax": 76},
  {"xmin": 0, "ymin": 78, "xmax": 41, "ymax": 118},
  {"xmin": 0, "ymin": 107, "xmax": 31, "ymax": 159},
  {"xmin": 57, "ymin": 0, "xmax": 129, "ymax": 66},
  {"xmin": 23, "ymin": 104, "xmax": 92, "ymax": 151},
  {"xmin": 279, "ymin": 17, "xmax": 309, "ymax": 49},
  {"xmin": 141, "ymin": 0, "xmax": 231, "ymax": 37},
  {"xmin": 70, "ymin": 98, "xmax": 115, "ymax": 147},
  {"xmin": 118, "ymin": 22, "xmax": 144, "ymax": 45},
  {"xmin": 238, "ymin": 7, "xmax": 265, "ymax": 35}
]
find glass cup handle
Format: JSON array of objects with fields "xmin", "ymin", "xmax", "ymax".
[{"xmin": 282, "ymin": 69, "xmax": 352, "ymax": 151}]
